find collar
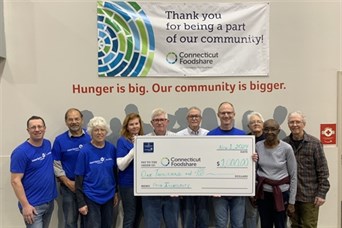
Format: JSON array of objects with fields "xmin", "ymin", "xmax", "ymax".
[
  {"xmin": 187, "ymin": 127, "xmax": 199, "ymax": 135},
  {"xmin": 68, "ymin": 129, "xmax": 86, "ymax": 138},
  {"xmin": 290, "ymin": 131, "xmax": 307, "ymax": 142}
]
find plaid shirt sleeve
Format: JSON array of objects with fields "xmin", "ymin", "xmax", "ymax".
[
  {"xmin": 284, "ymin": 132, "xmax": 330, "ymax": 202},
  {"xmin": 311, "ymin": 137, "xmax": 330, "ymax": 199}
]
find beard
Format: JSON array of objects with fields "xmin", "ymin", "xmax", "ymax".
[{"xmin": 70, "ymin": 125, "xmax": 81, "ymax": 132}]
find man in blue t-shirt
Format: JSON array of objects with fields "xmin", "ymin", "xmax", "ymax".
[
  {"xmin": 207, "ymin": 102, "xmax": 246, "ymax": 228},
  {"xmin": 10, "ymin": 116, "xmax": 57, "ymax": 227},
  {"xmin": 52, "ymin": 108, "xmax": 91, "ymax": 228}
]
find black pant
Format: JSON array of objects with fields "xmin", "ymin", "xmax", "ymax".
[{"xmin": 257, "ymin": 191, "xmax": 289, "ymax": 228}]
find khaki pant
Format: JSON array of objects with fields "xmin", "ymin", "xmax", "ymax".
[{"xmin": 290, "ymin": 201, "xmax": 319, "ymax": 228}]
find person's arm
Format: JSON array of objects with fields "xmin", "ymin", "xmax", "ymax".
[
  {"xmin": 54, "ymin": 160, "xmax": 75, "ymax": 192},
  {"xmin": 285, "ymin": 145, "xmax": 297, "ymax": 217},
  {"xmin": 113, "ymin": 156, "xmax": 119, "ymax": 194},
  {"xmin": 117, "ymin": 148, "xmax": 134, "ymax": 171},
  {"xmin": 52, "ymin": 140, "xmax": 76, "ymax": 191},
  {"xmin": 11, "ymin": 173, "xmax": 37, "ymax": 224},
  {"xmin": 314, "ymin": 142, "xmax": 330, "ymax": 206},
  {"xmin": 287, "ymin": 146, "xmax": 297, "ymax": 205},
  {"xmin": 75, "ymin": 175, "xmax": 88, "ymax": 215},
  {"xmin": 114, "ymin": 192, "xmax": 120, "ymax": 207},
  {"xmin": 315, "ymin": 142, "xmax": 330, "ymax": 199},
  {"xmin": 52, "ymin": 140, "xmax": 66, "ymax": 177}
]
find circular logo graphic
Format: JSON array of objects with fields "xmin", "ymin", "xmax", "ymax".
[
  {"xmin": 160, "ymin": 157, "xmax": 170, "ymax": 166},
  {"xmin": 97, "ymin": 1, "xmax": 155, "ymax": 77},
  {"xmin": 42, "ymin": 153, "xmax": 46, "ymax": 158},
  {"xmin": 100, "ymin": 157, "xmax": 105, "ymax": 162},
  {"xmin": 166, "ymin": 52, "xmax": 177, "ymax": 64}
]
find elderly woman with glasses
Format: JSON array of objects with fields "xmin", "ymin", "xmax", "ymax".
[{"xmin": 244, "ymin": 111, "xmax": 266, "ymax": 228}]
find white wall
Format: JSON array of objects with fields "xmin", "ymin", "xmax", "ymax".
[
  {"xmin": 0, "ymin": 0, "xmax": 341, "ymax": 227},
  {"xmin": 0, "ymin": 0, "xmax": 5, "ymax": 58}
]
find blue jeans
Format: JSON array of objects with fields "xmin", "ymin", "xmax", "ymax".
[
  {"xmin": 142, "ymin": 196, "xmax": 179, "ymax": 228},
  {"xmin": 212, "ymin": 196, "xmax": 245, "ymax": 228},
  {"xmin": 257, "ymin": 191, "xmax": 289, "ymax": 228},
  {"xmin": 244, "ymin": 197, "xmax": 258, "ymax": 228},
  {"xmin": 181, "ymin": 196, "xmax": 209, "ymax": 228},
  {"xmin": 21, "ymin": 201, "xmax": 54, "ymax": 228},
  {"xmin": 83, "ymin": 196, "xmax": 114, "ymax": 228},
  {"xmin": 60, "ymin": 184, "xmax": 83, "ymax": 228},
  {"xmin": 119, "ymin": 186, "xmax": 142, "ymax": 228}
]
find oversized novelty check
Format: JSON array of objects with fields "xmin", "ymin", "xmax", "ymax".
[{"xmin": 134, "ymin": 136, "xmax": 255, "ymax": 196}]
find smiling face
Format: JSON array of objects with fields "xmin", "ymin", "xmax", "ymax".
[
  {"xmin": 91, "ymin": 126, "xmax": 107, "ymax": 145},
  {"xmin": 248, "ymin": 115, "xmax": 263, "ymax": 136},
  {"xmin": 27, "ymin": 119, "xmax": 46, "ymax": 143},
  {"xmin": 288, "ymin": 113, "xmax": 305, "ymax": 138},
  {"xmin": 187, "ymin": 108, "xmax": 202, "ymax": 131},
  {"xmin": 65, "ymin": 109, "xmax": 83, "ymax": 135},
  {"xmin": 151, "ymin": 114, "xmax": 169, "ymax": 135},
  {"xmin": 217, "ymin": 103, "xmax": 235, "ymax": 130},
  {"xmin": 127, "ymin": 117, "xmax": 141, "ymax": 136},
  {"xmin": 263, "ymin": 119, "xmax": 280, "ymax": 143}
]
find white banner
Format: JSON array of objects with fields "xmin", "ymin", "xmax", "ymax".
[{"xmin": 97, "ymin": 1, "xmax": 269, "ymax": 77}]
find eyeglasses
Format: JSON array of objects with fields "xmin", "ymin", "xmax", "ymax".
[
  {"xmin": 249, "ymin": 120, "xmax": 263, "ymax": 125},
  {"xmin": 263, "ymin": 127, "xmax": 279, "ymax": 133},
  {"xmin": 28, "ymin": 125, "xmax": 45, "ymax": 131},
  {"xmin": 288, "ymin": 121, "xmax": 303, "ymax": 126},
  {"xmin": 187, "ymin": 115, "xmax": 201, "ymax": 119},
  {"xmin": 152, "ymin": 118, "xmax": 167, "ymax": 123},
  {"xmin": 219, "ymin": 112, "xmax": 234, "ymax": 116}
]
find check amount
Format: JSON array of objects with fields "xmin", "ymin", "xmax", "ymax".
[
  {"xmin": 216, "ymin": 158, "xmax": 250, "ymax": 167},
  {"xmin": 134, "ymin": 136, "xmax": 255, "ymax": 196}
]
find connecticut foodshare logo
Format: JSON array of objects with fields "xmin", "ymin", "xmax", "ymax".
[
  {"xmin": 160, "ymin": 157, "xmax": 201, "ymax": 167},
  {"xmin": 166, "ymin": 51, "xmax": 219, "ymax": 65}
]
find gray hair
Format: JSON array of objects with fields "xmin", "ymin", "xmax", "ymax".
[
  {"xmin": 87, "ymin": 116, "xmax": 110, "ymax": 135},
  {"xmin": 151, "ymin": 108, "xmax": 168, "ymax": 120},
  {"xmin": 187, "ymin": 106, "xmax": 202, "ymax": 116},
  {"xmin": 247, "ymin": 111, "xmax": 264, "ymax": 123},
  {"xmin": 288, "ymin": 111, "xmax": 306, "ymax": 124}
]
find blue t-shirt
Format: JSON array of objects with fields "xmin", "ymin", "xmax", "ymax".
[
  {"xmin": 116, "ymin": 136, "xmax": 134, "ymax": 187},
  {"xmin": 10, "ymin": 139, "xmax": 57, "ymax": 208},
  {"xmin": 74, "ymin": 141, "xmax": 117, "ymax": 204},
  {"xmin": 52, "ymin": 130, "xmax": 91, "ymax": 180},
  {"xmin": 207, "ymin": 127, "xmax": 246, "ymax": 136}
]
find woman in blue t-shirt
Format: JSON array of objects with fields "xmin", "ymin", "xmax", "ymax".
[
  {"xmin": 75, "ymin": 116, "xmax": 119, "ymax": 228},
  {"xmin": 116, "ymin": 113, "xmax": 144, "ymax": 228}
]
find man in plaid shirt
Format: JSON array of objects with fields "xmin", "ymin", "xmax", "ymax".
[{"xmin": 283, "ymin": 111, "xmax": 330, "ymax": 228}]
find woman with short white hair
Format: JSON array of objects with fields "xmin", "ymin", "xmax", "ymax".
[{"xmin": 75, "ymin": 116, "xmax": 119, "ymax": 228}]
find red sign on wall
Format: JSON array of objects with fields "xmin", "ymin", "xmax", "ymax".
[{"xmin": 320, "ymin": 124, "xmax": 336, "ymax": 145}]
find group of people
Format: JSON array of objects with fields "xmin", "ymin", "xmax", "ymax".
[{"xmin": 10, "ymin": 102, "xmax": 330, "ymax": 228}]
